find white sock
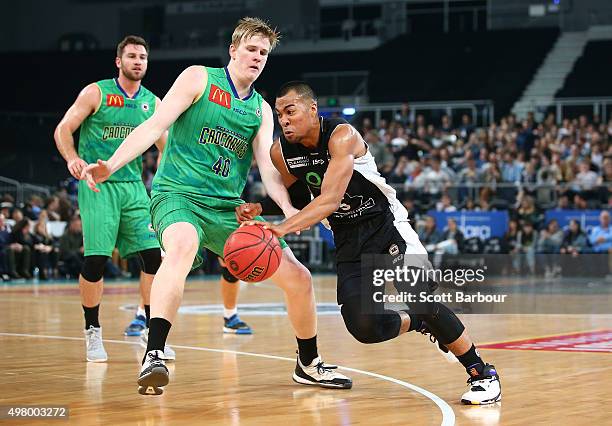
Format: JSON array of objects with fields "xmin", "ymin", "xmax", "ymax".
[
  {"xmin": 136, "ymin": 306, "xmax": 146, "ymax": 318},
  {"xmin": 224, "ymin": 307, "xmax": 237, "ymax": 319}
]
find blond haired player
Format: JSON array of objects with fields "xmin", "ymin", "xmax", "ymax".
[{"xmin": 83, "ymin": 18, "xmax": 351, "ymax": 395}]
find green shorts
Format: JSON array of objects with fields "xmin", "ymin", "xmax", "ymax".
[
  {"xmin": 78, "ymin": 180, "xmax": 160, "ymax": 258},
  {"xmin": 150, "ymin": 191, "xmax": 288, "ymax": 269}
]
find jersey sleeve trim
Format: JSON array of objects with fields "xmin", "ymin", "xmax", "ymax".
[{"xmin": 277, "ymin": 138, "xmax": 292, "ymax": 176}]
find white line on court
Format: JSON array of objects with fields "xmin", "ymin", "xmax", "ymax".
[
  {"xmin": 252, "ymin": 281, "xmax": 339, "ymax": 293},
  {"xmin": 0, "ymin": 332, "xmax": 455, "ymax": 426}
]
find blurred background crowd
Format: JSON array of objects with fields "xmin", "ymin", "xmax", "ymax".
[{"xmin": 3, "ymin": 109, "xmax": 612, "ymax": 281}]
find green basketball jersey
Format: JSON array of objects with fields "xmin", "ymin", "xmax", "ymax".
[
  {"xmin": 152, "ymin": 67, "xmax": 264, "ymax": 199},
  {"xmin": 78, "ymin": 78, "xmax": 156, "ymax": 182}
]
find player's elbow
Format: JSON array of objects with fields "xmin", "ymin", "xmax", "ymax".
[
  {"xmin": 53, "ymin": 124, "xmax": 69, "ymax": 145},
  {"xmin": 53, "ymin": 124, "xmax": 62, "ymax": 140}
]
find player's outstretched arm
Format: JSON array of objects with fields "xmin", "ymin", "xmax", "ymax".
[
  {"xmin": 253, "ymin": 101, "xmax": 297, "ymax": 217},
  {"xmin": 274, "ymin": 125, "xmax": 355, "ymax": 236},
  {"xmin": 82, "ymin": 66, "xmax": 207, "ymax": 191},
  {"xmin": 236, "ymin": 138, "xmax": 299, "ymax": 223},
  {"xmin": 54, "ymin": 83, "xmax": 100, "ymax": 179},
  {"xmin": 247, "ymin": 125, "xmax": 356, "ymax": 237}
]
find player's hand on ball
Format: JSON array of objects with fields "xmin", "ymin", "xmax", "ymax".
[
  {"xmin": 235, "ymin": 203, "xmax": 263, "ymax": 223},
  {"xmin": 240, "ymin": 220, "xmax": 287, "ymax": 238},
  {"xmin": 81, "ymin": 159, "xmax": 111, "ymax": 192},
  {"xmin": 67, "ymin": 157, "xmax": 88, "ymax": 180}
]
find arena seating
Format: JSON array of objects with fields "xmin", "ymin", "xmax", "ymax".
[{"xmin": 557, "ymin": 40, "xmax": 612, "ymax": 97}]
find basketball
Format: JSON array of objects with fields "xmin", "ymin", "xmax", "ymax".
[{"xmin": 223, "ymin": 224, "xmax": 282, "ymax": 282}]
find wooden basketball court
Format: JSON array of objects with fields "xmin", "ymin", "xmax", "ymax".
[{"xmin": 1, "ymin": 275, "xmax": 611, "ymax": 425}]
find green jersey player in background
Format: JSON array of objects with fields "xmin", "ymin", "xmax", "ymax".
[
  {"xmin": 54, "ymin": 35, "xmax": 174, "ymax": 362},
  {"xmin": 83, "ymin": 17, "xmax": 352, "ymax": 395}
]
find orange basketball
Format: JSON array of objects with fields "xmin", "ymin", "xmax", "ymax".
[{"xmin": 223, "ymin": 224, "xmax": 282, "ymax": 282}]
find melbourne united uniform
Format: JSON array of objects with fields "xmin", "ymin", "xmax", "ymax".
[{"xmin": 278, "ymin": 117, "xmax": 428, "ymax": 304}]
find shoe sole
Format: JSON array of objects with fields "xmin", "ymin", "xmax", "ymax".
[
  {"xmin": 86, "ymin": 356, "xmax": 108, "ymax": 363},
  {"xmin": 223, "ymin": 327, "xmax": 253, "ymax": 335},
  {"xmin": 292, "ymin": 373, "xmax": 353, "ymax": 389},
  {"xmin": 138, "ymin": 368, "xmax": 169, "ymax": 396},
  {"xmin": 461, "ymin": 393, "xmax": 502, "ymax": 405}
]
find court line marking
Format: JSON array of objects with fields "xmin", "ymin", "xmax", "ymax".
[
  {"xmin": 478, "ymin": 328, "xmax": 612, "ymax": 347},
  {"xmin": 253, "ymin": 281, "xmax": 338, "ymax": 293},
  {"xmin": 475, "ymin": 346, "xmax": 612, "ymax": 355},
  {"xmin": 0, "ymin": 332, "xmax": 455, "ymax": 426}
]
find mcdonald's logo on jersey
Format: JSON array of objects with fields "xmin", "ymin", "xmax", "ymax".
[
  {"xmin": 106, "ymin": 94, "xmax": 125, "ymax": 107},
  {"xmin": 208, "ymin": 85, "xmax": 231, "ymax": 109}
]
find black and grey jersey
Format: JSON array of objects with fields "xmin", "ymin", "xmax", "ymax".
[{"xmin": 278, "ymin": 117, "xmax": 408, "ymax": 229}]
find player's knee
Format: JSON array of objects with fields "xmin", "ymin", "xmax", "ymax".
[
  {"xmin": 420, "ymin": 302, "xmax": 465, "ymax": 345},
  {"xmin": 221, "ymin": 266, "xmax": 239, "ymax": 283},
  {"xmin": 284, "ymin": 258, "xmax": 312, "ymax": 289},
  {"xmin": 290, "ymin": 259, "xmax": 312, "ymax": 285},
  {"xmin": 341, "ymin": 303, "xmax": 383, "ymax": 344},
  {"xmin": 81, "ymin": 255, "xmax": 109, "ymax": 282},
  {"xmin": 280, "ymin": 249, "xmax": 311, "ymax": 280},
  {"xmin": 344, "ymin": 316, "xmax": 382, "ymax": 344},
  {"xmin": 175, "ymin": 239, "xmax": 199, "ymax": 258},
  {"xmin": 297, "ymin": 266, "xmax": 312, "ymax": 287},
  {"xmin": 137, "ymin": 248, "xmax": 162, "ymax": 275},
  {"xmin": 164, "ymin": 234, "xmax": 199, "ymax": 260},
  {"xmin": 294, "ymin": 268, "xmax": 313, "ymax": 296}
]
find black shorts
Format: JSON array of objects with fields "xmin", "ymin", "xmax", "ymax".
[{"xmin": 333, "ymin": 212, "xmax": 427, "ymax": 305}]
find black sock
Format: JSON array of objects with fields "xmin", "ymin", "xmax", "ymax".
[
  {"xmin": 456, "ymin": 344, "xmax": 484, "ymax": 375},
  {"xmin": 407, "ymin": 313, "xmax": 423, "ymax": 332},
  {"xmin": 143, "ymin": 317, "xmax": 172, "ymax": 363},
  {"xmin": 296, "ymin": 335, "xmax": 318, "ymax": 366},
  {"xmin": 144, "ymin": 305, "xmax": 150, "ymax": 328},
  {"xmin": 83, "ymin": 305, "xmax": 100, "ymax": 329}
]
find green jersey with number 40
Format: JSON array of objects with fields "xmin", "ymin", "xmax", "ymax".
[
  {"xmin": 79, "ymin": 78, "xmax": 156, "ymax": 182},
  {"xmin": 152, "ymin": 67, "xmax": 264, "ymax": 199}
]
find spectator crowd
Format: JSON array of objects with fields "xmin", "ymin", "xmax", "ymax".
[{"xmin": 3, "ymin": 109, "xmax": 612, "ymax": 281}]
